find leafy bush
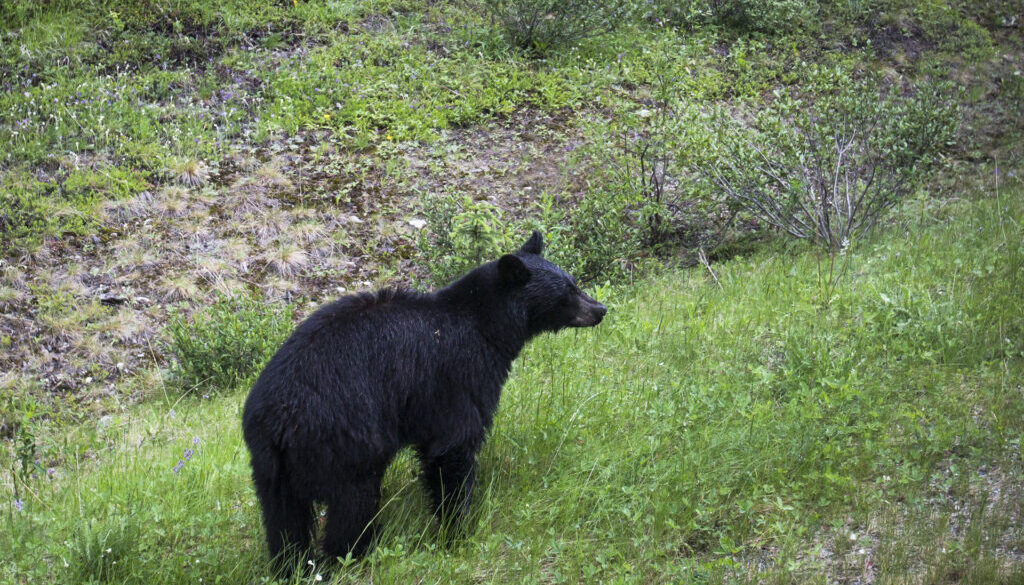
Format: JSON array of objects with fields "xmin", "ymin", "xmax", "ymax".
[
  {"xmin": 717, "ymin": 0, "xmax": 819, "ymax": 33},
  {"xmin": 481, "ymin": 0, "xmax": 626, "ymax": 55},
  {"xmin": 164, "ymin": 295, "xmax": 295, "ymax": 394},
  {"xmin": 697, "ymin": 72, "xmax": 959, "ymax": 251},
  {"xmin": 416, "ymin": 194, "xmax": 515, "ymax": 285}
]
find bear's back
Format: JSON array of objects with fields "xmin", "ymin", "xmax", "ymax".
[{"xmin": 242, "ymin": 287, "xmax": 484, "ymax": 450}]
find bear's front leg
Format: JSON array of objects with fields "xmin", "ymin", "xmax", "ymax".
[{"xmin": 419, "ymin": 438, "xmax": 480, "ymax": 530}]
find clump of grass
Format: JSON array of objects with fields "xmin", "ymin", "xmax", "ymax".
[
  {"xmin": 32, "ymin": 283, "xmax": 104, "ymax": 344},
  {"xmin": 262, "ymin": 276, "xmax": 301, "ymax": 301},
  {"xmin": 110, "ymin": 237, "xmax": 160, "ymax": 272},
  {"xmin": 288, "ymin": 220, "xmax": 326, "ymax": 245},
  {"xmin": 192, "ymin": 254, "xmax": 232, "ymax": 281},
  {"xmin": 219, "ymin": 237, "xmax": 252, "ymax": 266},
  {"xmin": 66, "ymin": 517, "xmax": 140, "ymax": 583},
  {"xmin": 156, "ymin": 186, "xmax": 191, "ymax": 217},
  {"xmin": 248, "ymin": 209, "xmax": 292, "ymax": 244},
  {"xmin": 261, "ymin": 241, "xmax": 309, "ymax": 277},
  {"xmin": 0, "ymin": 283, "xmax": 24, "ymax": 306},
  {"xmin": 209, "ymin": 277, "xmax": 248, "ymax": 298},
  {"xmin": 253, "ymin": 161, "xmax": 292, "ymax": 190},
  {"xmin": 96, "ymin": 307, "xmax": 150, "ymax": 344},
  {"xmin": 171, "ymin": 158, "xmax": 211, "ymax": 189}
]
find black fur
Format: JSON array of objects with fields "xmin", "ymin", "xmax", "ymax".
[{"xmin": 242, "ymin": 231, "xmax": 606, "ymax": 566}]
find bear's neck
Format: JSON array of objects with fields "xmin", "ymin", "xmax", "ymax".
[{"xmin": 435, "ymin": 266, "xmax": 529, "ymax": 361}]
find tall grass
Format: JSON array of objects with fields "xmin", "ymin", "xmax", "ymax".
[{"xmin": 2, "ymin": 186, "xmax": 1022, "ymax": 583}]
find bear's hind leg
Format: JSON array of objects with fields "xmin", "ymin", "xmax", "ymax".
[
  {"xmin": 255, "ymin": 478, "xmax": 315, "ymax": 566},
  {"xmin": 322, "ymin": 475, "xmax": 382, "ymax": 561}
]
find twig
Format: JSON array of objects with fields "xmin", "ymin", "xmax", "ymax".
[{"xmin": 698, "ymin": 248, "xmax": 722, "ymax": 290}]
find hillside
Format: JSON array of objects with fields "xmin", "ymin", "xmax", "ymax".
[{"xmin": 1, "ymin": 0, "xmax": 1023, "ymax": 583}]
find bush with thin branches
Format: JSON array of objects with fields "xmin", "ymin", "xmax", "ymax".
[
  {"xmin": 699, "ymin": 74, "xmax": 958, "ymax": 251},
  {"xmin": 482, "ymin": 0, "xmax": 626, "ymax": 55}
]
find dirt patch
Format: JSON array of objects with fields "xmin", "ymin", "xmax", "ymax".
[
  {"xmin": 403, "ymin": 108, "xmax": 578, "ymax": 220},
  {"xmin": 868, "ymin": 21, "xmax": 936, "ymax": 63},
  {"xmin": 0, "ymin": 109, "xmax": 578, "ymax": 404}
]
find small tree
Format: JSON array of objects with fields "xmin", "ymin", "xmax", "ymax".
[{"xmin": 702, "ymin": 75, "xmax": 958, "ymax": 252}]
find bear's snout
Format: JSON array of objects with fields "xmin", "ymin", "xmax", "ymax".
[{"xmin": 571, "ymin": 293, "xmax": 607, "ymax": 327}]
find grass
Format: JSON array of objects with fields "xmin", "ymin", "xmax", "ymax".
[{"xmin": 2, "ymin": 179, "xmax": 1021, "ymax": 583}]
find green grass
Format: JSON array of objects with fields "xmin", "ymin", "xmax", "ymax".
[{"xmin": 3, "ymin": 180, "xmax": 1021, "ymax": 584}]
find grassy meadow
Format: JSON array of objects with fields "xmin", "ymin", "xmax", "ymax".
[{"xmin": 2, "ymin": 0, "xmax": 1023, "ymax": 583}]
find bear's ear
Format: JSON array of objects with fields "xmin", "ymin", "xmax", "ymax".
[
  {"xmin": 498, "ymin": 254, "xmax": 531, "ymax": 287},
  {"xmin": 519, "ymin": 230, "xmax": 544, "ymax": 256}
]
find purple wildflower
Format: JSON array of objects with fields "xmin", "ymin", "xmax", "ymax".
[{"xmin": 14, "ymin": 499, "xmax": 23, "ymax": 512}]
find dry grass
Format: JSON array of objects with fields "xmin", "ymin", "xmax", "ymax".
[
  {"xmin": 225, "ymin": 159, "xmax": 292, "ymax": 216},
  {"xmin": 102, "ymin": 190, "xmax": 155, "ymax": 223},
  {"xmin": 261, "ymin": 240, "xmax": 309, "ymax": 277},
  {"xmin": 248, "ymin": 208, "xmax": 293, "ymax": 243},
  {"xmin": 289, "ymin": 220, "xmax": 327, "ymax": 245},
  {"xmin": 156, "ymin": 186, "xmax": 191, "ymax": 217},
  {"xmin": 96, "ymin": 307, "xmax": 151, "ymax": 344},
  {"xmin": 161, "ymin": 275, "xmax": 201, "ymax": 302},
  {"xmin": 219, "ymin": 237, "xmax": 253, "ymax": 265},
  {"xmin": 192, "ymin": 253, "xmax": 234, "ymax": 281},
  {"xmin": 262, "ymin": 276, "xmax": 301, "ymax": 300},
  {"xmin": 253, "ymin": 160, "xmax": 292, "ymax": 190},
  {"xmin": 0, "ymin": 284, "xmax": 23, "ymax": 305},
  {"xmin": 208, "ymin": 276, "xmax": 248, "ymax": 297}
]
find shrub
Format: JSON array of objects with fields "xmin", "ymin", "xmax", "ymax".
[
  {"xmin": 164, "ymin": 295, "xmax": 294, "ymax": 394},
  {"xmin": 561, "ymin": 187, "xmax": 647, "ymax": 282},
  {"xmin": 697, "ymin": 72, "xmax": 959, "ymax": 251},
  {"xmin": 557, "ymin": 92, "xmax": 734, "ymax": 282},
  {"xmin": 481, "ymin": 0, "xmax": 627, "ymax": 55}
]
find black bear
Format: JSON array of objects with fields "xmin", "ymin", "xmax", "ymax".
[{"xmin": 241, "ymin": 231, "xmax": 606, "ymax": 565}]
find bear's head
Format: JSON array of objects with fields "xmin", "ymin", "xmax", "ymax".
[{"xmin": 497, "ymin": 231, "xmax": 607, "ymax": 335}]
